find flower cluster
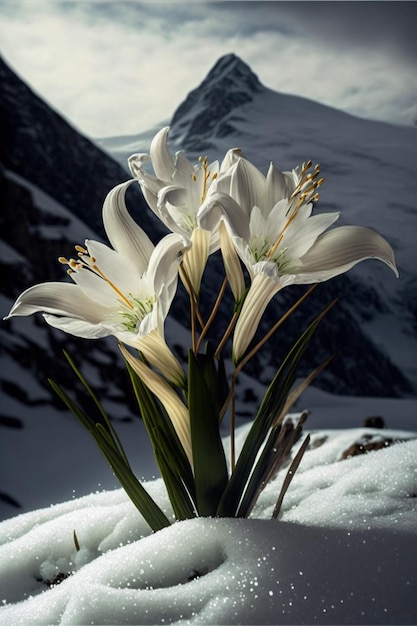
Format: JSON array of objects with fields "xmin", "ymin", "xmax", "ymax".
[{"xmin": 5, "ymin": 128, "xmax": 399, "ymax": 530}]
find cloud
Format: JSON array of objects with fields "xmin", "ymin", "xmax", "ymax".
[{"xmin": 0, "ymin": 1, "xmax": 415, "ymax": 138}]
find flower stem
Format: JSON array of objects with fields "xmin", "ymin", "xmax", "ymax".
[
  {"xmin": 214, "ymin": 311, "xmax": 238, "ymax": 359},
  {"xmin": 230, "ymin": 378, "xmax": 236, "ymax": 472},
  {"xmin": 196, "ymin": 278, "xmax": 228, "ymax": 353}
]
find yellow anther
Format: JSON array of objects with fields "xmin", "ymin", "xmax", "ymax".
[
  {"xmin": 302, "ymin": 160, "xmax": 312, "ymax": 174},
  {"xmin": 75, "ymin": 245, "xmax": 87, "ymax": 254},
  {"xmin": 58, "ymin": 257, "xmax": 69, "ymax": 264}
]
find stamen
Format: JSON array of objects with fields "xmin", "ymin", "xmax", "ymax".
[
  {"xmin": 60, "ymin": 243, "xmax": 134, "ymax": 310},
  {"xmin": 268, "ymin": 163, "xmax": 323, "ymax": 259},
  {"xmin": 89, "ymin": 261, "xmax": 134, "ymax": 309},
  {"xmin": 196, "ymin": 155, "xmax": 218, "ymax": 203}
]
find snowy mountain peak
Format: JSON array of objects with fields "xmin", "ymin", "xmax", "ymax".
[
  {"xmin": 201, "ymin": 53, "xmax": 263, "ymax": 93},
  {"xmin": 170, "ymin": 54, "xmax": 263, "ymax": 146}
]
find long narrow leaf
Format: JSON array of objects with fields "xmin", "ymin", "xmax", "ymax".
[
  {"xmin": 62, "ymin": 350, "xmax": 130, "ymax": 466},
  {"xmin": 188, "ymin": 350, "xmax": 229, "ymax": 516},
  {"xmin": 126, "ymin": 361, "xmax": 196, "ymax": 520},
  {"xmin": 49, "ymin": 379, "xmax": 170, "ymax": 532},
  {"xmin": 217, "ymin": 300, "xmax": 335, "ymax": 517},
  {"xmin": 271, "ymin": 354, "xmax": 336, "ymax": 428},
  {"xmin": 239, "ymin": 412, "xmax": 308, "ymax": 518},
  {"xmin": 95, "ymin": 424, "xmax": 172, "ymax": 531},
  {"xmin": 49, "ymin": 379, "xmax": 99, "ymax": 436}
]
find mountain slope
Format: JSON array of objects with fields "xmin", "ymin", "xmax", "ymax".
[
  {"xmin": 0, "ymin": 56, "xmax": 163, "ymax": 240},
  {"xmin": 0, "ymin": 57, "xmax": 167, "ymax": 519}
]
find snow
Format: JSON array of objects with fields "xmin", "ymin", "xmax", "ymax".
[
  {"xmin": 4, "ymin": 169, "xmax": 98, "ymax": 242},
  {"xmin": 0, "ymin": 425, "xmax": 416, "ymax": 625}
]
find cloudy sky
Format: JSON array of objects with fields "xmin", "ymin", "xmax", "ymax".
[{"xmin": 1, "ymin": 1, "xmax": 416, "ymax": 139}]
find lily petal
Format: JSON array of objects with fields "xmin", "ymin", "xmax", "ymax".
[
  {"xmin": 201, "ymin": 192, "xmax": 250, "ymax": 241},
  {"xmin": 148, "ymin": 233, "xmax": 186, "ymax": 311},
  {"xmin": 127, "ymin": 152, "xmax": 151, "ymax": 178},
  {"xmin": 135, "ymin": 329, "xmax": 186, "ymax": 387},
  {"xmin": 232, "ymin": 272, "xmax": 281, "ymax": 364},
  {"xmin": 294, "ymin": 225, "xmax": 399, "ymax": 282},
  {"xmin": 265, "ymin": 162, "xmax": 291, "ymax": 209},
  {"xmin": 181, "ymin": 227, "xmax": 210, "ymax": 299},
  {"xmin": 102, "ymin": 180, "xmax": 154, "ymax": 272},
  {"xmin": 120, "ymin": 345, "xmax": 192, "ymax": 465},
  {"xmin": 230, "ymin": 158, "xmax": 266, "ymax": 214},
  {"xmin": 43, "ymin": 314, "xmax": 111, "ymax": 339},
  {"xmin": 219, "ymin": 220, "xmax": 245, "ymax": 302},
  {"xmin": 5, "ymin": 282, "xmax": 112, "ymax": 322},
  {"xmin": 281, "ymin": 211, "xmax": 340, "ymax": 259},
  {"xmin": 150, "ymin": 126, "xmax": 175, "ymax": 181}
]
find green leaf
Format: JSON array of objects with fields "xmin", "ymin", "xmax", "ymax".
[
  {"xmin": 62, "ymin": 351, "xmax": 130, "ymax": 466},
  {"xmin": 216, "ymin": 301, "xmax": 334, "ymax": 517},
  {"xmin": 235, "ymin": 423, "xmax": 283, "ymax": 518},
  {"xmin": 49, "ymin": 379, "xmax": 170, "ymax": 532},
  {"xmin": 188, "ymin": 350, "xmax": 229, "ymax": 516},
  {"xmin": 126, "ymin": 361, "xmax": 196, "ymax": 520},
  {"xmin": 238, "ymin": 412, "xmax": 308, "ymax": 518},
  {"xmin": 95, "ymin": 424, "xmax": 172, "ymax": 531}
]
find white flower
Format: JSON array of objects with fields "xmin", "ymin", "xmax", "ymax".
[
  {"xmin": 128, "ymin": 127, "xmax": 239, "ymax": 297},
  {"xmin": 5, "ymin": 181, "xmax": 187, "ymax": 385},
  {"xmin": 128, "ymin": 127, "xmax": 225, "ymax": 243},
  {"xmin": 221, "ymin": 157, "xmax": 399, "ymax": 363}
]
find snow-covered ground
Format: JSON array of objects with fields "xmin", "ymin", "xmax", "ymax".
[{"xmin": 0, "ymin": 418, "xmax": 416, "ymax": 625}]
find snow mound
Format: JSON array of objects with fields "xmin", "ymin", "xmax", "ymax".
[{"xmin": 0, "ymin": 428, "xmax": 416, "ymax": 625}]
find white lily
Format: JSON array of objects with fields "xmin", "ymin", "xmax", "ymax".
[
  {"xmin": 222, "ymin": 157, "xmax": 399, "ymax": 363},
  {"xmin": 128, "ymin": 127, "xmax": 224, "ymax": 242},
  {"xmin": 5, "ymin": 181, "xmax": 187, "ymax": 386},
  {"xmin": 128, "ymin": 127, "xmax": 239, "ymax": 297}
]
